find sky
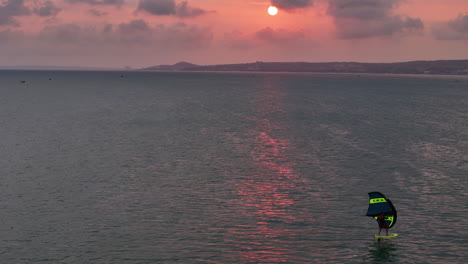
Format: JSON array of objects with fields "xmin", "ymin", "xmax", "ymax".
[{"xmin": 0, "ymin": 0, "xmax": 467, "ymax": 68}]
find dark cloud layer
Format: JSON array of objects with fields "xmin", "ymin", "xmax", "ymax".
[
  {"xmin": 137, "ymin": 0, "xmax": 209, "ymax": 18},
  {"xmin": 137, "ymin": 0, "xmax": 175, "ymax": 15},
  {"xmin": 118, "ymin": 19, "xmax": 150, "ymax": 34},
  {"xmin": 176, "ymin": 1, "xmax": 208, "ymax": 18},
  {"xmin": 267, "ymin": 0, "xmax": 424, "ymax": 39},
  {"xmin": 65, "ymin": 0, "xmax": 125, "ymax": 6},
  {"xmin": 39, "ymin": 24, "xmax": 84, "ymax": 43},
  {"xmin": 327, "ymin": 0, "xmax": 423, "ymax": 38},
  {"xmin": 449, "ymin": 14, "xmax": 468, "ymax": 33},
  {"xmin": 334, "ymin": 16, "xmax": 423, "ymax": 39},
  {"xmin": 271, "ymin": 0, "xmax": 313, "ymax": 11},
  {"xmin": 0, "ymin": 0, "xmax": 30, "ymax": 26},
  {"xmin": 433, "ymin": 14, "xmax": 468, "ymax": 40},
  {"xmin": 34, "ymin": 1, "xmax": 61, "ymax": 17},
  {"xmin": 88, "ymin": 8, "xmax": 107, "ymax": 16},
  {"xmin": 0, "ymin": 0, "xmax": 62, "ymax": 27},
  {"xmin": 328, "ymin": 0, "xmax": 398, "ymax": 19},
  {"xmin": 32, "ymin": 19, "xmax": 213, "ymax": 49}
]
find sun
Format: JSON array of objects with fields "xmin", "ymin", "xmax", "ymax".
[{"xmin": 268, "ymin": 6, "xmax": 278, "ymax": 16}]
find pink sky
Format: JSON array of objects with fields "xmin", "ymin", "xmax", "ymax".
[{"xmin": 1, "ymin": 0, "xmax": 467, "ymax": 68}]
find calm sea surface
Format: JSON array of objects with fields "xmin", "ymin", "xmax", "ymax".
[{"xmin": 0, "ymin": 70, "xmax": 467, "ymax": 263}]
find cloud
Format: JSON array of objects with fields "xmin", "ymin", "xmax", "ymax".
[
  {"xmin": 176, "ymin": 1, "xmax": 208, "ymax": 18},
  {"xmin": 449, "ymin": 14, "xmax": 468, "ymax": 33},
  {"xmin": 334, "ymin": 16, "xmax": 423, "ymax": 39},
  {"xmin": 65, "ymin": 0, "xmax": 125, "ymax": 6},
  {"xmin": 137, "ymin": 0, "xmax": 175, "ymax": 15},
  {"xmin": 255, "ymin": 27, "xmax": 306, "ymax": 43},
  {"xmin": 117, "ymin": 19, "xmax": 151, "ymax": 43},
  {"xmin": 137, "ymin": 0, "xmax": 209, "ymax": 18},
  {"xmin": 0, "ymin": 0, "xmax": 61, "ymax": 25},
  {"xmin": 327, "ymin": 0, "xmax": 423, "ymax": 39},
  {"xmin": 0, "ymin": 0, "xmax": 30, "ymax": 26},
  {"xmin": 33, "ymin": 1, "xmax": 61, "ymax": 17},
  {"xmin": 271, "ymin": 0, "xmax": 313, "ymax": 11},
  {"xmin": 88, "ymin": 8, "xmax": 107, "ymax": 16},
  {"xmin": 328, "ymin": 0, "xmax": 398, "ymax": 19},
  {"xmin": 29, "ymin": 19, "xmax": 213, "ymax": 49},
  {"xmin": 38, "ymin": 23, "xmax": 89, "ymax": 44},
  {"xmin": 118, "ymin": 19, "xmax": 150, "ymax": 33},
  {"xmin": 433, "ymin": 14, "xmax": 468, "ymax": 40}
]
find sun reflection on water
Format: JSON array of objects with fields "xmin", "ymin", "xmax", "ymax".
[{"xmin": 228, "ymin": 76, "xmax": 307, "ymax": 263}]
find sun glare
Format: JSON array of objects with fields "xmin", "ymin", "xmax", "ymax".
[{"xmin": 268, "ymin": 6, "xmax": 278, "ymax": 16}]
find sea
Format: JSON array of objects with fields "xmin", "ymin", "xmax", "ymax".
[{"xmin": 0, "ymin": 70, "xmax": 466, "ymax": 264}]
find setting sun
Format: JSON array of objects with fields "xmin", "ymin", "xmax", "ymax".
[{"xmin": 268, "ymin": 6, "xmax": 278, "ymax": 16}]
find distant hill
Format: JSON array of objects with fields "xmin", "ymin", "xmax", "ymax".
[
  {"xmin": 142, "ymin": 62, "xmax": 199, "ymax": 71},
  {"xmin": 142, "ymin": 60, "xmax": 468, "ymax": 75}
]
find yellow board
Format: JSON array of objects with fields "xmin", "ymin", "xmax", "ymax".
[{"xmin": 374, "ymin": 233, "xmax": 398, "ymax": 239}]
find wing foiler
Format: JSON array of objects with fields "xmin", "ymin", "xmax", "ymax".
[{"xmin": 366, "ymin": 192, "xmax": 397, "ymax": 229}]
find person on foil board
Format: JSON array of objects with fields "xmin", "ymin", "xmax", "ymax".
[
  {"xmin": 366, "ymin": 192, "xmax": 397, "ymax": 237},
  {"xmin": 376, "ymin": 214, "xmax": 389, "ymax": 236}
]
